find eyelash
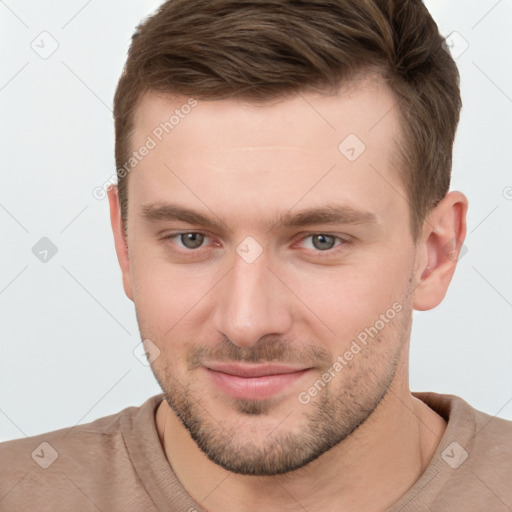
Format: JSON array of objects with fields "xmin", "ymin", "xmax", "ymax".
[{"xmin": 161, "ymin": 231, "xmax": 351, "ymax": 256}]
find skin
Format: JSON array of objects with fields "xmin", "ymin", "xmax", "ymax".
[{"xmin": 108, "ymin": 75, "xmax": 467, "ymax": 511}]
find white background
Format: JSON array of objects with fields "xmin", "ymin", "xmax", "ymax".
[{"xmin": 1, "ymin": 0, "xmax": 511, "ymax": 442}]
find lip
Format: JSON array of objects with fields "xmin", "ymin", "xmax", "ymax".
[
  {"xmin": 205, "ymin": 363, "xmax": 308, "ymax": 377},
  {"xmin": 204, "ymin": 363, "xmax": 312, "ymax": 400}
]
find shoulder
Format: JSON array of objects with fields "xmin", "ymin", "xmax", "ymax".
[
  {"xmin": 423, "ymin": 391, "xmax": 512, "ymax": 444},
  {"xmin": 448, "ymin": 396, "xmax": 512, "ymax": 506},
  {"xmin": 1, "ymin": 402, "xmax": 130, "ymax": 468},
  {"xmin": 466, "ymin": 398, "xmax": 512, "ymax": 469},
  {"xmin": 0, "ymin": 395, "xmax": 163, "ymax": 511},
  {"xmin": 417, "ymin": 391, "xmax": 512, "ymax": 457},
  {"xmin": 414, "ymin": 392, "xmax": 512, "ymax": 507}
]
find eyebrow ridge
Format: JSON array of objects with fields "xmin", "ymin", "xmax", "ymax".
[
  {"xmin": 142, "ymin": 202, "xmax": 225, "ymax": 230},
  {"xmin": 141, "ymin": 202, "xmax": 378, "ymax": 231},
  {"xmin": 269, "ymin": 204, "xmax": 378, "ymax": 231}
]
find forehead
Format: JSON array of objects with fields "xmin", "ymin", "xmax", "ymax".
[
  {"xmin": 132, "ymin": 76, "xmax": 399, "ymax": 151},
  {"xmin": 127, "ymin": 77, "xmax": 407, "ymax": 232}
]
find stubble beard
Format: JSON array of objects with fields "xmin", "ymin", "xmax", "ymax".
[{"xmin": 147, "ymin": 305, "xmax": 411, "ymax": 476}]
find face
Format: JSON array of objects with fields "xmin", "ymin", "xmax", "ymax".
[{"xmin": 119, "ymin": 78, "xmax": 421, "ymax": 475}]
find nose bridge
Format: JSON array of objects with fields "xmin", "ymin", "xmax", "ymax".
[{"xmin": 213, "ymin": 250, "xmax": 291, "ymax": 347}]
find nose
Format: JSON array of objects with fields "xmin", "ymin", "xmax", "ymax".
[{"xmin": 212, "ymin": 248, "xmax": 293, "ymax": 348}]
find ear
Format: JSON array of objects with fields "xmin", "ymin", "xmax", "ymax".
[
  {"xmin": 413, "ymin": 191, "xmax": 468, "ymax": 311},
  {"xmin": 107, "ymin": 185, "xmax": 134, "ymax": 301}
]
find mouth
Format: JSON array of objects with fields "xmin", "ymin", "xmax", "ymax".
[{"xmin": 203, "ymin": 363, "xmax": 313, "ymax": 401}]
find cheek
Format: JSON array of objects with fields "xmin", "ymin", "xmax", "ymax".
[
  {"xmin": 130, "ymin": 246, "xmax": 218, "ymax": 340},
  {"xmin": 282, "ymin": 251, "xmax": 412, "ymax": 343}
]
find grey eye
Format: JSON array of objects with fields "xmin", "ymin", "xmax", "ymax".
[
  {"xmin": 180, "ymin": 232, "xmax": 205, "ymax": 249},
  {"xmin": 311, "ymin": 234, "xmax": 336, "ymax": 250}
]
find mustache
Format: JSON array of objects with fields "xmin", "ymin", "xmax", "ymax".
[{"xmin": 186, "ymin": 335, "xmax": 332, "ymax": 370}]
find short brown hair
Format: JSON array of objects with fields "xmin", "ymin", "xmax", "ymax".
[{"xmin": 113, "ymin": 0, "xmax": 461, "ymax": 241}]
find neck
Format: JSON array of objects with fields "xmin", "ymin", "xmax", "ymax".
[{"xmin": 156, "ymin": 368, "xmax": 446, "ymax": 512}]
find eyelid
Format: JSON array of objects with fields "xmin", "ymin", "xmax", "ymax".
[
  {"xmin": 161, "ymin": 230, "xmax": 213, "ymax": 250},
  {"xmin": 293, "ymin": 233, "xmax": 352, "ymax": 254},
  {"xmin": 161, "ymin": 231, "xmax": 352, "ymax": 254}
]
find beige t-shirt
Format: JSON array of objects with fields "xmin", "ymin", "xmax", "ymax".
[{"xmin": 1, "ymin": 392, "xmax": 511, "ymax": 511}]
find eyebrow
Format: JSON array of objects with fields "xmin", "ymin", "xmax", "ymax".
[{"xmin": 141, "ymin": 202, "xmax": 378, "ymax": 232}]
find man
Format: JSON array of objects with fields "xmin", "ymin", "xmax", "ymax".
[{"xmin": 1, "ymin": 0, "xmax": 511, "ymax": 510}]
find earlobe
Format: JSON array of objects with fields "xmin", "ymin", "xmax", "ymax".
[
  {"xmin": 413, "ymin": 191, "xmax": 468, "ymax": 311},
  {"xmin": 107, "ymin": 186, "xmax": 134, "ymax": 301}
]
